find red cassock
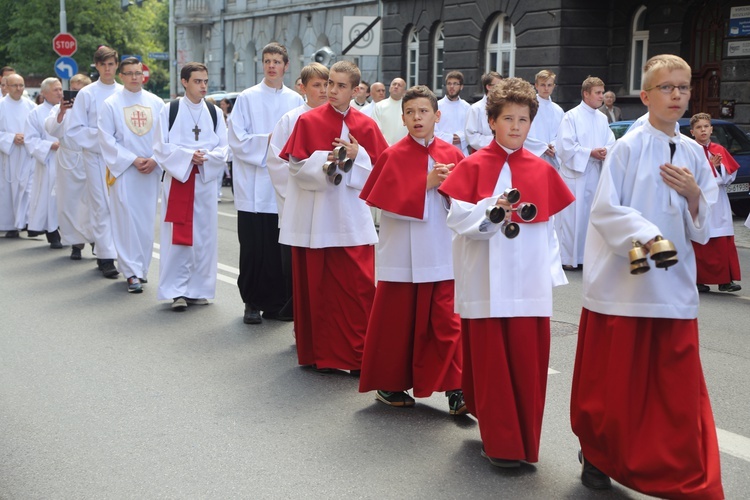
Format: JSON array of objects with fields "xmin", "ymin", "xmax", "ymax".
[
  {"xmin": 439, "ymin": 142, "xmax": 574, "ymax": 462},
  {"xmin": 280, "ymin": 104, "xmax": 389, "ymax": 371},
  {"xmin": 693, "ymin": 142, "xmax": 741, "ymax": 285},
  {"xmin": 358, "ymin": 136, "xmax": 465, "ymax": 397},
  {"xmin": 571, "ymin": 309, "xmax": 724, "ymax": 499}
]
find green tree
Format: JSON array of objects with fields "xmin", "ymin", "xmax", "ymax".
[{"xmin": 1, "ymin": 0, "xmax": 169, "ymax": 96}]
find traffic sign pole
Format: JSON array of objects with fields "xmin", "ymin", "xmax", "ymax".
[{"xmin": 59, "ymin": 0, "xmax": 68, "ymax": 90}]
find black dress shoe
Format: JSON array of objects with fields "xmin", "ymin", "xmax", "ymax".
[
  {"xmin": 718, "ymin": 282, "xmax": 741, "ymax": 292},
  {"xmin": 26, "ymin": 229, "xmax": 43, "ymax": 237},
  {"xmin": 70, "ymin": 246, "xmax": 82, "ymax": 260},
  {"xmin": 97, "ymin": 259, "xmax": 119, "ymax": 279},
  {"xmin": 243, "ymin": 305, "xmax": 261, "ymax": 324},
  {"xmin": 262, "ymin": 309, "xmax": 293, "ymax": 322},
  {"xmin": 579, "ymin": 450, "xmax": 612, "ymax": 490},
  {"xmin": 697, "ymin": 284, "xmax": 710, "ymax": 293},
  {"xmin": 4, "ymin": 230, "xmax": 19, "ymax": 238}
]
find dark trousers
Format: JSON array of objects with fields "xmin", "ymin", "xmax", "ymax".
[{"xmin": 237, "ymin": 211, "xmax": 286, "ymax": 312}]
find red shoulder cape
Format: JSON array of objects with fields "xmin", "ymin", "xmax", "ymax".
[
  {"xmin": 279, "ymin": 103, "xmax": 388, "ymax": 165},
  {"xmin": 707, "ymin": 142, "xmax": 740, "ymax": 175},
  {"xmin": 438, "ymin": 140, "xmax": 574, "ymax": 222},
  {"xmin": 360, "ymin": 135, "xmax": 464, "ymax": 218}
]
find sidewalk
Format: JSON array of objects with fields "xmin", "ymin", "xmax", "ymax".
[{"xmin": 734, "ymin": 216, "xmax": 750, "ymax": 249}]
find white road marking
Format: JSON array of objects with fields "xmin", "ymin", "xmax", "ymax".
[
  {"xmin": 717, "ymin": 428, "xmax": 750, "ymax": 462},
  {"xmin": 548, "ymin": 367, "xmax": 560, "ymax": 374},
  {"xmin": 152, "ymin": 243, "xmax": 238, "ymax": 284},
  {"xmin": 218, "ymin": 210, "xmax": 237, "ymax": 218}
]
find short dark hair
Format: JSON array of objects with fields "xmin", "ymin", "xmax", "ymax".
[
  {"xmin": 486, "ymin": 77, "xmax": 539, "ymax": 123},
  {"xmin": 0, "ymin": 66, "xmax": 15, "ymax": 77},
  {"xmin": 481, "ymin": 71, "xmax": 503, "ymax": 94},
  {"xmin": 445, "ymin": 71, "xmax": 464, "ymax": 85},
  {"xmin": 402, "ymin": 85, "xmax": 438, "ymax": 112},
  {"xmin": 93, "ymin": 46, "xmax": 118, "ymax": 64},
  {"xmin": 262, "ymin": 42, "xmax": 289, "ymax": 65},
  {"xmin": 180, "ymin": 62, "xmax": 208, "ymax": 83},
  {"xmin": 118, "ymin": 57, "xmax": 141, "ymax": 73},
  {"xmin": 690, "ymin": 112, "xmax": 712, "ymax": 129},
  {"xmin": 360, "ymin": 80, "xmax": 370, "ymax": 91}
]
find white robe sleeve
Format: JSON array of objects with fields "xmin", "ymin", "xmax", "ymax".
[
  {"xmin": 198, "ymin": 109, "xmax": 229, "ymax": 184},
  {"xmin": 0, "ymin": 109, "xmax": 15, "ymax": 155},
  {"xmin": 153, "ymin": 105, "xmax": 197, "ymax": 183},
  {"xmin": 465, "ymin": 105, "xmax": 492, "ymax": 151},
  {"xmin": 447, "ymin": 197, "xmax": 504, "ymax": 240},
  {"xmin": 556, "ymin": 112, "xmax": 591, "ymax": 174},
  {"xmin": 227, "ymin": 95, "xmax": 270, "ymax": 168},
  {"xmin": 44, "ymin": 105, "xmax": 64, "ymax": 139},
  {"xmin": 98, "ymin": 100, "xmax": 138, "ymax": 179},
  {"xmin": 345, "ymin": 145, "xmax": 372, "ymax": 191},
  {"xmin": 65, "ymin": 90, "xmax": 98, "ymax": 151},
  {"xmin": 24, "ymin": 110, "xmax": 53, "ymax": 165},
  {"xmin": 547, "ymin": 217, "xmax": 568, "ymax": 287},
  {"xmin": 266, "ymin": 119, "xmax": 291, "ymax": 212},
  {"xmin": 289, "ymin": 151, "xmax": 333, "ymax": 192}
]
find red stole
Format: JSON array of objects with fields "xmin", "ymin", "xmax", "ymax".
[
  {"xmin": 438, "ymin": 140, "xmax": 574, "ymax": 222},
  {"xmin": 164, "ymin": 165, "xmax": 199, "ymax": 246},
  {"xmin": 702, "ymin": 142, "xmax": 740, "ymax": 176},
  {"xmin": 360, "ymin": 135, "xmax": 464, "ymax": 218},
  {"xmin": 279, "ymin": 103, "xmax": 388, "ymax": 165}
]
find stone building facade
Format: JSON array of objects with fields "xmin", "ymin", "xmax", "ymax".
[{"xmin": 175, "ymin": 0, "xmax": 750, "ymax": 128}]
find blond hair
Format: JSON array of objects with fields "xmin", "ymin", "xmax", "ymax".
[
  {"xmin": 581, "ymin": 76, "xmax": 605, "ymax": 97},
  {"xmin": 690, "ymin": 112, "xmax": 712, "ymax": 129},
  {"xmin": 300, "ymin": 62, "xmax": 329, "ymax": 85},
  {"xmin": 642, "ymin": 54, "xmax": 691, "ymax": 90},
  {"xmin": 329, "ymin": 60, "xmax": 360, "ymax": 88},
  {"xmin": 535, "ymin": 69, "xmax": 556, "ymax": 83}
]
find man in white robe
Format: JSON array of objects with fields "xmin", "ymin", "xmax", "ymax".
[
  {"xmin": 556, "ymin": 76, "xmax": 616, "ymax": 269},
  {"xmin": 360, "ymin": 81, "xmax": 385, "ymax": 117},
  {"xmin": 66, "ymin": 46, "xmax": 123, "ymax": 278},
  {"xmin": 45, "ymin": 74, "xmax": 93, "ymax": 260},
  {"xmin": 435, "ymin": 71, "xmax": 471, "ymax": 155},
  {"xmin": 0, "ymin": 73, "xmax": 36, "ymax": 237},
  {"xmin": 25, "ymin": 77, "xmax": 62, "ymax": 247},
  {"xmin": 524, "ymin": 70, "xmax": 564, "ymax": 169},
  {"xmin": 229, "ymin": 42, "xmax": 304, "ymax": 325},
  {"xmin": 464, "ymin": 72, "xmax": 502, "ymax": 153},
  {"xmin": 371, "ymin": 77, "xmax": 407, "ymax": 145},
  {"xmin": 153, "ymin": 62, "xmax": 228, "ymax": 311},
  {"xmin": 99, "ymin": 58, "xmax": 166, "ymax": 293}
]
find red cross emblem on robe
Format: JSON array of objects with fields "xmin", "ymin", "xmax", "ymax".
[{"xmin": 124, "ymin": 104, "xmax": 153, "ymax": 137}]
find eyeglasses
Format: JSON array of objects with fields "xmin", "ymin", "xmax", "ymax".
[
  {"xmin": 121, "ymin": 72, "xmax": 144, "ymax": 77},
  {"xmin": 644, "ymin": 84, "xmax": 691, "ymax": 95},
  {"xmin": 7, "ymin": 84, "xmax": 24, "ymax": 88}
]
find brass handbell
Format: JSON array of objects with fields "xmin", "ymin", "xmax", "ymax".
[
  {"xmin": 650, "ymin": 235, "xmax": 678, "ymax": 270},
  {"xmin": 629, "ymin": 240, "xmax": 650, "ymax": 275},
  {"xmin": 333, "ymin": 145, "xmax": 347, "ymax": 162},
  {"xmin": 322, "ymin": 161, "xmax": 337, "ymax": 176}
]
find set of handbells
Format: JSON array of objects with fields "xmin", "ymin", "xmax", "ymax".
[
  {"xmin": 629, "ymin": 236, "xmax": 678, "ymax": 274},
  {"xmin": 485, "ymin": 188, "xmax": 538, "ymax": 239},
  {"xmin": 322, "ymin": 146, "xmax": 352, "ymax": 185}
]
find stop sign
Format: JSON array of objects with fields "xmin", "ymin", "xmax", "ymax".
[
  {"xmin": 53, "ymin": 33, "xmax": 77, "ymax": 57},
  {"xmin": 141, "ymin": 63, "xmax": 150, "ymax": 84}
]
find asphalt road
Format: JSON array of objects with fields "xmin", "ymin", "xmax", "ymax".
[{"xmin": 1, "ymin": 190, "xmax": 749, "ymax": 499}]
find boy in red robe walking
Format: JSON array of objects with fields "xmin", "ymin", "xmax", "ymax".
[{"xmin": 359, "ymin": 85, "xmax": 466, "ymax": 414}]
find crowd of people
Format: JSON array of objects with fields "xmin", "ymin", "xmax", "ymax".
[{"xmin": 2, "ymin": 43, "xmax": 746, "ymax": 499}]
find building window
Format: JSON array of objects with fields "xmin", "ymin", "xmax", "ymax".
[
  {"xmin": 485, "ymin": 14, "xmax": 515, "ymax": 77},
  {"xmin": 406, "ymin": 28, "xmax": 419, "ymax": 87},
  {"xmin": 432, "ymin": 24, "xmax": 445, "ymax": 96},
  {"xmin": 629, "ymin": 6, "xmax": 649, "ymax": 94}
]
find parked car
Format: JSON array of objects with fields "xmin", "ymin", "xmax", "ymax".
[
  {"xmin": 609, "ymin": 118, "xmax": 750, "ymax": 217},
  {"xmin": 205, "ymin": 91, "xmax": 239, "ymax": 108}
]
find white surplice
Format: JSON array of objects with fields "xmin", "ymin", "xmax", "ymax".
[
  {"xmin": 153, "ymin": 97, "xmax": 228, "ymax": 300},
  {"xmin": 281, "ymin": 107, "xmax": 377, "ymax": 249},
  {"xmin": 66, "ymin": 79, "xmax": 123, "ymax": 259},
  {"xmin": 24, "ymin": 101, "xmax": 57, "ymax": 232},
  {"xmin": 228, "ymin": 81, "xmax": 303, "ymax": 214},
  {"xmin": 447, "ymin": 147, "xmax": 567, "ymax": 319},
  {"xmin": 377, "ymin": 139, "xmax": 454, "ymax": 283},
  {"xmin": 555, "ymin": 101, "xmax": 616, "ymax": 266},
  {"xmin": 0, "ymin": 96, "xmax": 36, "ymax": 230},
  {"xmin": 524, "ymin": 95, "xmax": 564, "ymax": 169},
  {"xmin": 99, "ymin": 88, "xmax": 166, "ymax": 280},
  {"xmin": 435, "ymin": 96, "xmax": 471, "ymax": 155},
  {"xmin": 266, "ymin": 103, "xmax": 311, "ymax": 224},
  {"xmin": 45, "ymin": 104, "xmax": 93, "ymax": 245},
  {"xmin": 371, "ymin": 97, "xmax": 407, "ymax": 146},
  {"xmin": 583, "ymin": 122, "xmax": 717, "ymax": 319},
  {"xmin": 464, "ymin": 96, "xmax": 493, "ymax": 152}
]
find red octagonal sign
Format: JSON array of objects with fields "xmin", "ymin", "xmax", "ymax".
[{"xmin": 53, "ymin": 33, "xmax": 77, "ymax": 57}]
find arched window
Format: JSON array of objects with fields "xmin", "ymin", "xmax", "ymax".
[
  {"xmin": 485, "ymin": 14, "xmax": 515, "ymax": 77},
  {"xmin": 432, "ymin": 23, "xmax": 445, "ymax": 96},
  {"xmin": 406, "ymin": 28, "xmax": 419, "ymax": 87},
  {"xmin": 629, "ymin": 6, "xmax": 649, "ymax": 94}
]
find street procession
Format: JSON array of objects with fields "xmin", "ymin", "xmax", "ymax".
[{"xmin": 2, "ymin": 1, "xmax": 750, "ymax": 498}]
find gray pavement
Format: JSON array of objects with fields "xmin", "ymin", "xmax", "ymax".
[{"xmin": 1, "ymin": 199, "xmax": 748, "ymax": 499}]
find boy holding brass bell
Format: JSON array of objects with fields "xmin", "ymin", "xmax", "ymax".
[
  {"xmin": 358, "ymin": 85, "xmax": 466, "ymax": 414},
  {"xmin": 438, "ymin": 78, "xmax": 574, "ymax": 468},
  {"xmin": 570, "ymin": 54, "xmax": 724, "ymax": 499}
]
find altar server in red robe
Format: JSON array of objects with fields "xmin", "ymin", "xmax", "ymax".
[
  {"xmin": 359, "ymin": 85, "xmax": 466, "ymax": 414},
  {"xmin": 570, "ymin": 54, "xmax": 723, "ymax": 499},
  {"xmin": 279, "ymin": 61, "xmax": 388, "ymax": 373},
  {"xmin": 689, "ymin": 112, "xmax": 742, "ymax": 293},
  {"xmin": 439, "ymin": 78, "xmax": 574, "ymax": 467}
]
